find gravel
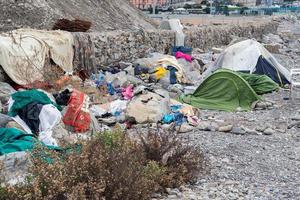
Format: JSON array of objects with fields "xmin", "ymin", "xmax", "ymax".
[{"xmin": 161, "ymin": 16, "xmax": 300, "ymax": 200}]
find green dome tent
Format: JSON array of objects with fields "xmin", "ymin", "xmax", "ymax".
[{"xmin": 179, "ymin": 69, "xmax": 277, "ymax": 112}]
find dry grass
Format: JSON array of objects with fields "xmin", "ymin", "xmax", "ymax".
[{"xmin": 3, "ymin": 128, "xmax": 207, "ymax": 200}]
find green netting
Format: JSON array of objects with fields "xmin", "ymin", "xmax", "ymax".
[{"xmin": 179, "ymin": 69, "xmax": 261, "ymax": 112}]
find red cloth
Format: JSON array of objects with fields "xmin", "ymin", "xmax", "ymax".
[
  {"xmin": 63, "ymin": 90, "xmax": 91, "ymax": 133},
  {"xmin": 175, "ymin": 51, "xmax": 193, "ymax": 63}
]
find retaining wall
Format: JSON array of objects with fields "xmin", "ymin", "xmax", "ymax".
[{"xmin": 89, "ymin": 20, "xmax": 278, "ymax": 66}]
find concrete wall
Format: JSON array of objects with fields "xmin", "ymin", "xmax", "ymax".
[{"xmin": 88, "ymin": 20, "xmax": 278, "ymax": 66}]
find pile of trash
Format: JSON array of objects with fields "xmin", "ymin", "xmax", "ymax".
[{"xmin": 0, "ymin": 28, "xmax": 291, "ymax": 185}]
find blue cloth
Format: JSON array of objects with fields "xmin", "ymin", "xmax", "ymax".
[
  {"xmin": 172, "ymin": 46, "xmax": 193, "ymax": 56},
  {"xmin": 170, "ymin": 105, "xmax": 182, "ymax": 112},
  {"xmin": 167, "ymin": 66, "xmax": 178, "ymax": 84},
  {"xmin": 92, "ymin": 73, "xmax": 106, "ymax": 87},
  {"xmin": 107, "ymin": 83, "xmax": 115, "ymax": 95},
  {"xmin": 162, "ymin": 112, "xmax": 186, "ymax": 126}
]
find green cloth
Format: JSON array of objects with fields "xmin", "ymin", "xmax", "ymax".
[
  {"xmin": 0, "ymin": 128, "xmax": 62, "ymax": 156},
  {"xmin": 179, "ymin": 69, "xmax": 261, "ymax": 112},
  {"xmin": 237, "ymin": 72, "xmax": 279, "ymax": 95},
  {"xmin": 9, "ymin": 89, "xmax": 61, "ymax": 117},
  {"xmin": 0, "ymin": 128, "xmax": 37, "ymax": 155}
]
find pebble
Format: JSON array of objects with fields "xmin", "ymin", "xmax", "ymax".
[
  {"xmin": 198, "ymin": 121, "xmax": 211, "ymax": 131},
  {"xmin": 255, "ymin": 102, "xmax": 267, "ymax": 110},
  {"xmin": 178, "ymin": 124, "xmax": 194, "ymax": 133},
  {"xmin": 243, "ymin": 127, "xmax": 259, "ymax": 135},
  {"xmin": 256, "ymin": 126, "xmax": 267, "ymax": 132},
  {"xmin": 231, "ymin": 126, "xmax": 246, "ymax": 135},
  {"xmin": 218, "ymin": 125, "xmax": 233, "ymax": 132},
  {"xmin": 263, "ymin": 128, "xmax": 275, "ymax": 135}
]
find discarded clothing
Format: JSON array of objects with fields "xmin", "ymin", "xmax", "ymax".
[
  {"xmin": 38, "ymin": 104, "xmax": 62, "ymax": 146},
  {"xmin": 122, "ymin": 85, "xmax": 134, "ymax": 100},
  {"xmin": 0, "ymin": 29, "xmax": 74, "ymax": 85},
  {"xmin": 134, "ymin": 65, "xmax": 149, "ymax": 76},
  {"xmin": 155, "ymin": 67, "xmax": 168, "ymax": 80},
  {"xmin": 63, "ymin": 90, "xmax": 91, "ymax": 133},
  {"xmin": 0, "ymin": 128, "xmax": 61, "ymax": 156},
  {"xmin": 107, "ymin": 83, "xmax": 116, "ymax": 95},
  {"xmin": 10, "ymin": 104, "xmax": 62, "ymax": 146},
  {"xmin": 90, "ymin": 105, "xmax": 108, "ymax": 117},
  {"xmin": 175, "ymin": 51, "xmax": 193, "ymax": 63},
  {"xmin": 170, "ymin": 99, "xmax": 199, "ymax": 117},
  {"xmin": 18, "ymin": 102, "xmax": 43, "ymax": 134},
  {"xmin": 109, "ymin": 100, "xmax": 128, "ymax": 116},
  {"xmin": 0, "ymin": 128, "xmax": 36, "ymax": 156},
  {"xmin": 9, "ymin": 89, "xmax": 60, "ymax": 117},
  {"xmin": 187, "ymin": 116, "xmax": 200, "ymax": 127},
  {"xmin": 54, "ymin": 89, "xmax": 72, "ymax": 106},
  {"xmin": 157, "ymin": 56, "xmax": 189, "ymax": 84},
  {"xmin": 167, "ymin": 66, "xmax": 178, "ymax": 84},
  {"xmin": 162, "ymin": 112, "xmax": 185, "ymax": 126},
  {"xmin": 172, "ymin": 46, "xmax": 193, "ymax": 55}
]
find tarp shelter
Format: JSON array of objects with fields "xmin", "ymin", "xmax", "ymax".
[
  {"xmin": 204, "ymin": 39, "xmax": 290, "ymax": 85},
  {"xmin": 0, "ymin": 29, "xmax": 74, "ymax": 85},
  {"xmin": 179, "ymin": 69, "xmax": 262, "ymax": 112}
]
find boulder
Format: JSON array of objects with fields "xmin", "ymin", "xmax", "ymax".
[
  {"xmin": 126, "ymin": 90, "xmax": 170, "ymax": 124},
  {"xmin": 0, "ymin": 152, "xmax": 32, "ymax": 186}
]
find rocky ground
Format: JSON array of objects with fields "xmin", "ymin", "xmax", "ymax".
[{"xmin": 160, "ymin": 15, "xmax": 300, "ymax": 200}]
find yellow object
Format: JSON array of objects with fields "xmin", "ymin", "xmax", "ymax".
[
  {"xmin": 157, "ymin": 56, "xmax": 189, "ymax": 84},
  {"xmin": 155, "ymin": 67, "xmax": 168, "ymax": 80}
]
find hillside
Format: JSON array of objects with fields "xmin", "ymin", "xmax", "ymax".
[{"xmin": 0, "ymin": 0, "xmax": 156, "ymax": 32}]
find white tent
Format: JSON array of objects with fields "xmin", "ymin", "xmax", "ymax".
[{"xmin": 204, "ymin": 39, "xmax": 290, "ymax": 85}]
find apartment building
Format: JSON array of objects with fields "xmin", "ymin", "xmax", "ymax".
[{"xmin": 130, "ymin": 0, "xmax": 167, "ymax": 9}]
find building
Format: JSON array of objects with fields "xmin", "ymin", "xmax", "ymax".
[
  {"xmin": 130, "ymin": 0, "xmax": 167, "ymax": 9},
  {"xmin": 231, "ymin": 0, "xmax": 257, "ymax": 6}
]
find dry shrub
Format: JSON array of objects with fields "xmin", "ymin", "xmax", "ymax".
[
  {"xmin": 52, "ymin": 19, "xmax": 92, "ymax": 32},
  {"xmin": 0, "ymin": 187, "xmax": 10, "ymax": 200},
  {"xmin": 5, "ymin": 128, "xmax": 207, "ymax": 199},
  {"xmin": 139, "ymin": 127, "xmax": 207, "ymax": 188}
]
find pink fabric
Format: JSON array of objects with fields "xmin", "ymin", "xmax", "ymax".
[
  {"xmin": 175, "ymin": 51, "xmax": 193, "ymax": 63},
  {"xmin": 122, "ymin": 85, "xmax": 134, "ymax": 100}
]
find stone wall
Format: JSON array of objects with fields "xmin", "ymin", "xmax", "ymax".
[
  {"xmin": 90, "ymin": 30, "xmax": 176, "ymax": 66},
  {"xmin": 89, "ymin": 20, "xmax": 278, "ymax": 66},
  {"xmin": 185, "ymin": 20, "xmax": 279, "ymax": 49}
]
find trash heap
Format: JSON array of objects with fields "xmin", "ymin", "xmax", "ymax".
[{"xmin": 0, "ymin": 28, "xmax": 290, "ymax": 185}]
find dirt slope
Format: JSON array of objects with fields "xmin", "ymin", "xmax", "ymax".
[{"xmin": 0, "ymin": 0, "xmax": 156, "ymax": 32}]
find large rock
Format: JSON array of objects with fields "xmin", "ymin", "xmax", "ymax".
[
  {"xmin": 126, "ymin": 89, "xmax": 170, "ymax": 124},
  {"xmin": 0, "ymin": 152, "xmax": 32, "ymax": 186},
  {"xmin": 0, "ymin": 0, "xmax": 156, "ymax": 32},
  {"xmin": 0, "ymin": 82, "xmax": 16, "ymax": 104}
]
